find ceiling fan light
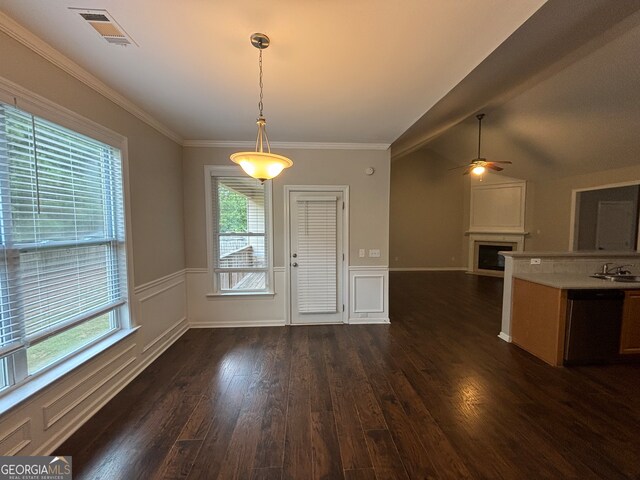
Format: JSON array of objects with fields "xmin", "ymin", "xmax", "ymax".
[{"xmin": 472, "ymin": 165, "xmax": 486, "ymax": 176}]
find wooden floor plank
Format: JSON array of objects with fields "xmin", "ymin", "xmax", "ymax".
[
  {"xmin": 156, "ymin": 439, "xmax": 202, "ymax": 480},
  {"xmin": 281, "ymin": 327, "xmax": 313, "ymax": 480}
]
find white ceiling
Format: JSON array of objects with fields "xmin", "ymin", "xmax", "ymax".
[{"xmin": 0, "ymin": 0, "xmax": 545, "ymax": 143}]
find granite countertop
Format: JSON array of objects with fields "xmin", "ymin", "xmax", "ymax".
[
  {"xmin": 503, "ymin": 251, "xmax": 640, "ymax": 258},
  {"xmin": 513, "ymin": 272, "xmax": 640, "ymax": 289}
]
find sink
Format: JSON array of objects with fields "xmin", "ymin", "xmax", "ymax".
[
  {"xmin": 590, "ymin": 274, "xmax": 640, "ymax": 283},
  {"xmin": 609, "ymin": 275, "xmax": 640, "ymax": 283}
]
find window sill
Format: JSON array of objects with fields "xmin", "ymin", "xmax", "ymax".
[
  {"xmin": 206, "ymin": 291, "xmax": 275, "ymax": 299},
  {"xmin": 0, "ymin": 327, "xmax": 139, "ymax": 417}
]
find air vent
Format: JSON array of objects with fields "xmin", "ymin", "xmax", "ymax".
[{"xmin": 69, "ymin": 8, "xmax": 137, "ymax": 47}]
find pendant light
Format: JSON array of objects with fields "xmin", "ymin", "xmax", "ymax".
[{"xmin": 230, "ymin": 33, "xmax": 293, "ymax": 182}]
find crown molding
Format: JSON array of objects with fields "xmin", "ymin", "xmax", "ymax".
[
  {"xmin": 0, "ymin": 11, "xmax": 183, "ymax": 145},
  {"xmin": 183, "ymin": 140, "xmax": 391, "ymax": 151}
]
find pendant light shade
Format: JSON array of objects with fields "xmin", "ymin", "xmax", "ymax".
[
  {"xmin": 230, "ymin": 150, "xmax": 293, "ymax": 180},
  {"xmin": 230, "ymin": 33, "xmax": 293, "ymax": 182}
]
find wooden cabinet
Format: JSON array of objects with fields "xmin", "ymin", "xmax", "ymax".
[
  {"xmin": 620, "ymin": 290, "xmax": 640, "ymax": 354},
  {"xmin": 511, "ymin": 278, "xmax": 567, "ymax": 366}
]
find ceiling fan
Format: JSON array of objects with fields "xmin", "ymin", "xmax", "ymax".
[{"xmin": 450, "ymin": 113, "xmax": 511, "ymax": 176}]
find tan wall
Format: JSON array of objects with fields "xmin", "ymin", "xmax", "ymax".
[
  {"xmin": 390, "ymin": 149, "xmax": 467, "ymax": 268},
  {"xmin": 526, "ymin": 164, "xmax": 640, "ymax": 251},
  {"xmin": 0, "ymin": 31, "xmax": 185, "ymax": 285},
  {"xmin": 183, "ymin": 146, "xmax": 390, "ymax": 268}
]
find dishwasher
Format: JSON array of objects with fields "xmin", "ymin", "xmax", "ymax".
[{"xmin": 563, "ymin": 289, "xmax": 624, "ymax": 365}]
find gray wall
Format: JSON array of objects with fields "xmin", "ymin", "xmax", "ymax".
[
  {"xmin": 526, "ymin": 164, "xmax": 640, "ymax": 251},
  {"xmin": 0, "ymin": 31, "xmax": 185, "ymax": 286},
  {"xmin": 390, "ymin": 149, "xmax": 468, "ymax": 269},
  {"xmin": 183, "ymin": 146, "xmax": 390, "ymax": 268}
]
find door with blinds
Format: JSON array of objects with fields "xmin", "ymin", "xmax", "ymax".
[{"xmin": 289, "ymin": 191, "xmax": 344, "ymax": 324}]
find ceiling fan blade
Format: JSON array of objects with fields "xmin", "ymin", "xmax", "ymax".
[
  {"xmin": 487, "ymin": 164, "xmax": 504, "ymax": 171},
  {"xmin": 487, "ymin": 161, "xmax": 512, "ymax": 164},
  {"xmin": 448, "ymin": 164, "xmax": 471, "ymax": 171},
  {"xmin": 462, "ymin": 168, "xmax": 471, "ymax": 175}
]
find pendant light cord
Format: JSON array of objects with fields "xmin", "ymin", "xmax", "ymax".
[
  {"xmin": 477, "ymin": 114, "xmax": 482, "ymax": 159},
  {"xmin": 258, "ymin": 48, "xmax": 264, "ymax": 117}
]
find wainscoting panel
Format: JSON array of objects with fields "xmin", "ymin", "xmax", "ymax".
[
  {"xmin": 0, "ymin": 419, "xmax": 31, "ymax": 455},
  {"xmin": 349, "ymin": 267, "xmax": 389, "ymax": 324},
  {"xmin": 187, "ymin": 268, "xmax": 286, "ymax": 327},
  {"xmin": 0, "ymin": 269, "xmax": 188, "ymax": 456}
]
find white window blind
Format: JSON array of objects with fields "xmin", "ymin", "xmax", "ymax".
[
  {"xmin": 296, "ymin": 197, "xmax": 338, "ymax": 313},
  {"xmin": 0, "ymin": 101, "xmax": 126, "ymax": 360},
  {"xmin": 211, "ymin": 175, "xmax": 269, "ymax": 292}
]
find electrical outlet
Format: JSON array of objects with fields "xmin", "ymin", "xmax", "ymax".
[
  {"xmin": 369, "ymin": 249, "xmax": 380, "ymax": 258},
  {"xmin": 359, "ymin": 249, "xmax": 365, "ymax": 258},
  {"xmin": 531, "ymin": 258, "xmax": 541, "ymax": 265}
]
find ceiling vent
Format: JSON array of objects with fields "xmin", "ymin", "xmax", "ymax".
[{"xmin": 69, "ymin": 8, "xmax": 137, "ymax": 47}]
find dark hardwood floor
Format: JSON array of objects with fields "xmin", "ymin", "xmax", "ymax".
[{"xmin": 57, "ymin": 272, "xmax": 640, "ymax": 479}]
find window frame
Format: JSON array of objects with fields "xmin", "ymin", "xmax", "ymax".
[
  {"xmin": 204, "ymin": 165, "xmax": 274, "ymax": 296},
  {"xmin": 0, "ymin": 76, "xmax": 134, "ymax": 398}
]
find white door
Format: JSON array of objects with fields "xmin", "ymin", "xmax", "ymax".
[
  {"xmin": 289, "ymin": 191, "xmax": 344, "ymax": 324},
  {"xmin": 595, "ymin": 201, "xmax": 636, "ymax": 250}
]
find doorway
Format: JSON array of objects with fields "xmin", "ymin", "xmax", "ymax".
[
  {"xmin": 572, "ymin": 182, "xmax": 640, "ymax": 251},
  {"xmin": 285, "ymin": 186, "xmax": 348, "ymax": 324}
]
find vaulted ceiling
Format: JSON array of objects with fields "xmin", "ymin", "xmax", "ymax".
[
  {"xmin": 391, "ymin": 1, "xmax": 640, "ymax": 180},
  {"xmin": 0, "ymin": 0, "xmax": 545, "ymax": 143}
]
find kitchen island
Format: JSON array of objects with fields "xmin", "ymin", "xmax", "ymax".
[{"xmin": 500, "ymin": 252, "xmax": 640, "ymax": 366}]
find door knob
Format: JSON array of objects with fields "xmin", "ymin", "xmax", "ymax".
[{"xmin": 292, "ymin": 262, "xmax": 298, "ymax": 267}]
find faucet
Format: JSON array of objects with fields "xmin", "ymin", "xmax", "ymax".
[
  {"xmin": 600, "ymin": 262, "xmax": 615, "ymax": 274},
  {"xmin": 611, "ymin": 265, "xmax": 632, "ymax": 275}
]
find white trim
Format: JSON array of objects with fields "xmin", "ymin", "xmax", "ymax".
[
  {"xmin": 348, "ymin": 318, "xmax": 390, "ymax": 325},
  {"xmin": 42, "ymin": 344, "xmax": 137, "ymax": 430},
  {"xmin": 498, "ymin": 332, "xmax": 512, "ymax": 343},
  {"xmin": 0, "ymin": 76, "xmax": 125, "ymax": 148},
  {"xmin": 34, "ymin": 317, "xmax": 188, "ymax": 456},
  {"xmin": 349, "ymin": 265, "xmax": 389, "ymax": 271},
  {"xmin": 469, "ymin": 181, "xmax": 527, "ymax": 233},
  {"xmin": 389, "ymin": 267, "xmax": 466, "ymax": 272},
  {"xmin": 352, "ymin": 274, "xmax": 385, "ymax": 313},
  {"xmin": 185, "ymin": 267, "xmax": 208, "ymax": 275},
  {"xmin": 141, "ymin": 317, "xmax": 187, "ymax": 354},
  {"xmin": 0, "ymin": 419, "xmax": 31, "ymax": 456},
  {"xmin": 0, "ymin": 328, "xmax": 138, "ymax": 417},
  {"xmin": 569, "ymin": 179, "xmax": 640, "ymax": 252},
  {"xmin": 183, "ymin": 140, "xmax": 390, "ymax": 150},
  {"xmin": 0, "ymin": 12, "xmax": 182, "ymax": 145},
  {"xmin": 284, "ymin": 185, "xmax": 350, "ymax": 325},
  {"xmin": 133, "ymin": 269, "xmax": 186, "ymax": 295},
  {"xmin": 190, "ymin": 319, "xmax": 286, "ymax": 328}
]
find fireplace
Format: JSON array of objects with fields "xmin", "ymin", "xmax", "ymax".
[
  {"xmin": 467, "ymin": 234, "xmax": 524, "ymax": 276},
  {"xmin": 476, "ymin": 243, "xmax": 513, "ymax": 272}
]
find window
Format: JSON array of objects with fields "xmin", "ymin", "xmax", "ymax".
[
  {"xmin": 0, "ymin": 100, "xmax": 128, "ymax": 392},
  {"xmin": 206, "ymin": 166, "xmax": 273, "ymax": 294}
]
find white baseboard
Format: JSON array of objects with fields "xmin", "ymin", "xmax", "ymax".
[
  {"xmin": 190, "ymin": 319, "xmax": 286, "ymax": 328},
  {"xmin": 389, "ymin": 267, "xmax": 467, "ymax": 272},
  {"xmin": 348, "ymin": 317, "xmax": 390, "ymax": 324},
  {"xmin": 498, "ymin": 332, "xmax": 512, "ymax": 343}
]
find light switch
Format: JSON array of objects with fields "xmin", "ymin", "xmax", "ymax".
[
  {"xmin": 368, "ymin": 249, "xmax": 380, "ymax": 258},
  {"xmin": 359, "ymin": 249, "xmax": 365, "ymax": 258}
]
